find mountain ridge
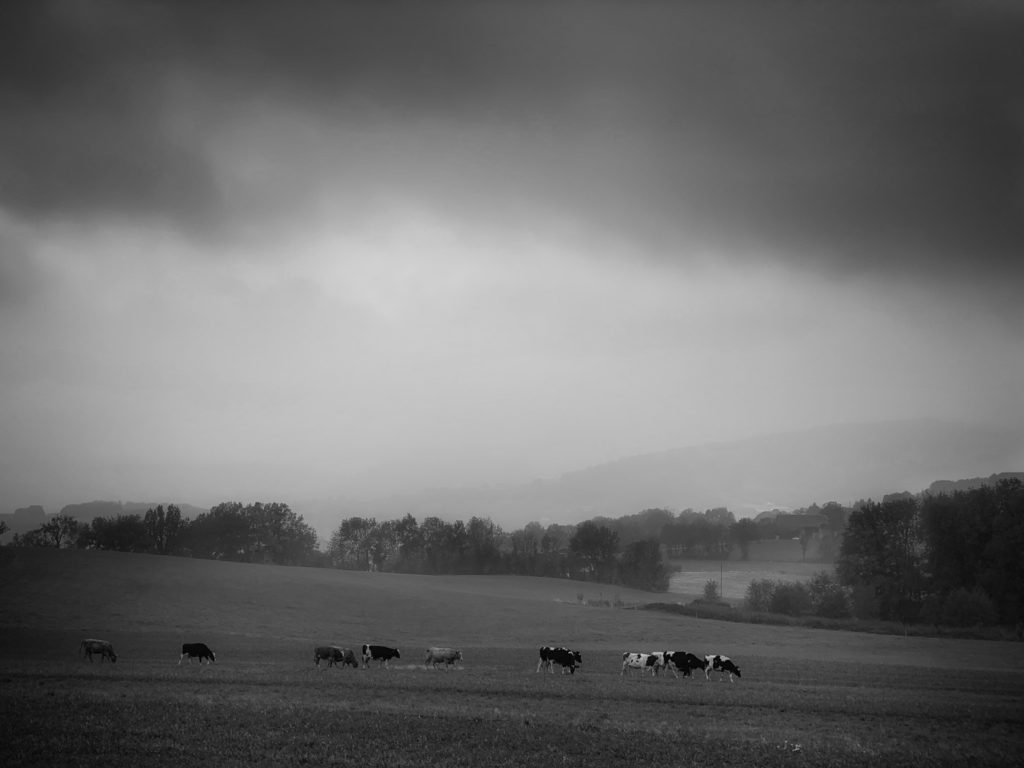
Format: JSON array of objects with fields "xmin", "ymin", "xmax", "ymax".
[{"xmin": 3, "ymin": 419, "xmax": 1021, "ymax": 542}]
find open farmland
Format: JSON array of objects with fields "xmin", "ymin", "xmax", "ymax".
[{"xmin": 2, "ymin": 549, "xmax": 1023, "ymax": 766}]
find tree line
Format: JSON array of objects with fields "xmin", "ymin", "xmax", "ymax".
[
  {"xmin": 835, "ymin": 478, "xmax": 1023, "ymax": 628},
  {"xmin": 7, "ymin": 501, "xmax": 832, "ymax": 593},
  {"xmin": 321, "ymin": 505, "xmax": 823, "ymax": 591},
  {"xmin": 326, "ymin": 514, "xmax": 671, "ymax": 591},
  {"xmin": 9, "ymin": 502, "xmax": 320, "ymax": 566},
  {"xmin": 11, "ymin": 479, "xmax": 1021, "ymax": 623}
]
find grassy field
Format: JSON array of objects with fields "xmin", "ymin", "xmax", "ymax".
[
  {"xmin": 667, "ymin": 538, "xmax": 834, "ymax": 602},
  {"xmin": 2, "ymin": 548, "xmax": 1023, "ymax": 766},
  {"xmin": 667, "ymin": 558, "xmax": 826, "ymax": 602}
]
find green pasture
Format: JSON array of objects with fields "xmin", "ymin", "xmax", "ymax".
[{"xmin": 1, "ymin": 548, "xmax": 1023, "ymax": 766}]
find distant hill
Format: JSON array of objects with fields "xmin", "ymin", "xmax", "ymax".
[
  {"xmin": 332, "ymin": 419, "xmax": 1024, "ymax": 530},
  {"xmin": 926, "ymin": 472, "xmax": 1024, "ymax": 495},
  {"xmin": 4, "ymin": 420, "xmax": 1021, "ymax": 542}
]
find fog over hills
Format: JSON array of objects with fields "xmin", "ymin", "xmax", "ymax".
[
  {"xmin": 295, "ymin": 419, "xmax": 1024, "ymax": 538},
  {"xmin": 3, "ymin": 419, "xmax": 1021, "ymax": 545}
]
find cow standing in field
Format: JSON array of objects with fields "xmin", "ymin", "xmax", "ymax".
[
  {"xmin": 80, "ymin": 638, "xmax": 117, "ymax": 663},
  {"xmin": 536, "ymin": 646, "xmax": 582, "ymax": 675},
  {"xmin": 663, "ymin": 651, "xmax": 708, "ymax": 679},
  {"xmin": 314, "ymin": 646, "xmax": 358, "ymax": 668},
  {"xmin": 621, "ymin": 652, "xmax": 665, "ymax": 677},
  {"xmin": 179, "ymin": 643, "xmax": 216, "ymax": 664},
  {"xmin": 705, "ymin": 654, "xmax": 741, "ymax": 682},
  {"xmin": 362, "ymin": 644, "xmax": 401, "ymax": 668},
  {"xmin": 424, "ymin": 647, "xmax": 463, "ymax": 670}
]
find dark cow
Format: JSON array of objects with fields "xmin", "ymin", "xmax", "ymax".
[
  {"xmin": 424, "ymin": 647, "xmax": 463, "ymax": 670},
  {"xmin": 705, "ymin": 654, "xmax": 742, "ymax": 682},
  {"xmin": 536, "ymin": 646, "xmax": 582, "ymax": 675},
  {"xmin": 179, "ymin": 643, "xmax": 216, "ymax": 665},
  {"xmin": 80, "ymin": 638, "xmax": 116, "ymax": 663},
  {"xmin": 621, "ymin": 652, "xmax": 665, "ymax": 677},
  {"xmin": 663, "ymin": 651, "xmax": 708, "ymax": 679},
  {"xmin": 314, "ymin": 646, "xmax": 358, "ymax": 668},
  {"xmin": 362, "ymin": 644, "xmax": 401, "ymax": 668}
]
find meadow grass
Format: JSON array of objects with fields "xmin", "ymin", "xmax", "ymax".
[{"xmin": 2, "ymin": 548, "xmax": 1023, "ymax": 766}]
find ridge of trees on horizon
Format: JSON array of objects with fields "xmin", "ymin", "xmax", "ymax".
[
  {"xmin": 5, "ymin": 499, "xmax": 834, "ymax": 592},
  {"xmin": 8, "ymin": 502, "xmax": 318, "ymax": 567},
  {"xmin": 6, "ymin": 479, "xmax": 1023, "ymax": 626}
]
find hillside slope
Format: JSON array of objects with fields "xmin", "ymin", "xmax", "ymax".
[
  {"xmin": 0, "ymin": 548, "xmax": 660, "ymax": 648},
  {"xmin": 4, "ymin": 548, "xmax": 1022, "ymax": 674}
]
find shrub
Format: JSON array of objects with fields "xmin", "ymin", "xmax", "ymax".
[
  {"xmin": 770, "ymin": 581, "xmax": 812, "ymax": 616},
  {"xmin": 808, "ymin": 571, "xmax": 851, "ymax": 619},
  {"xmin": 703, "ymin": 579, "xmax": 720, "ymax": 602},
  {"xmin": 745, "ymin": 579, "xmax": 775, "ymax": 612}
]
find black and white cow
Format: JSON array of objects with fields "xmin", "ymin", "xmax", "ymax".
[
  {"xmin": 424, "ymin": 647, "xmax": 463, "ymax": 670},
  {"xmin": 704, "ymin": 654, "xmax": 742, "ymax": 682},
  {"xmin": 621, "ymin": 652, "xmax": 666, "ymax": 677},
  {"xmin": 536, "ymin": 646, "xmax": 582, "ymax": 674},
  {"xmin": 80, "ymin": 638, "xmax": 117, "ymax": 663},
  {"xmin": 314, "ymin": 646, "xmax": 358, "ymax": 668},
  {"xmin": 362, "ymin": 644, "xmax": 401, "ymax": 668},
  {"xmin": 663, "ymin": 651, "xmax": 708, "ymax": 679},
  {"xmin": 179, "ymin": 643, "xmax": 216, "ymax": 664}
]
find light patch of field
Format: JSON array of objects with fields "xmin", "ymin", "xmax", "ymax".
[{"xmin": 668, "ymin": 558, "xmax": 828, "ymax": 602}]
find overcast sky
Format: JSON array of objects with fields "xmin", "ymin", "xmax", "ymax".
[{"xmin": 1, "ymin": 1, "xmax": 1022, "ymax": 512}]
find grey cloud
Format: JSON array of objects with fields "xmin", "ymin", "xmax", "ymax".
[
  {"xmin": 2, "ymin": 1, "xmax": 1022, "ymax": 281},
  {"xmin": 0, "ymin": 1, "xmax": 223, "ymax": 230}
]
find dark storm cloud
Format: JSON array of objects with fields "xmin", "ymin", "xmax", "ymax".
[
  {"xmin": 2, "ymin": 1, "xmax": 1022, "ymax": 278},
  {"xmin": 0, "ymin": 1, "xmax": 224, "ymax": 229}
]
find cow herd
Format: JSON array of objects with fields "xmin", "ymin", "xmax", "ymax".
[
  {"xmin": 621, "ymin": 651, "xmax": 742, "ymax": 682},
  {"xmin": 535, "ymin": 646, "xmax": 741, "ymax": 681},
  {"xmin": 77, "ymin": 637, "xmax": 741, "ymax": 681}
]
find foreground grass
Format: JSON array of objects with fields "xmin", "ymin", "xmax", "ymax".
[
  {"xmin": 1, "ymin": 651, "xmax": 1022, "ymax": 767},
  {"xmin": 3, "ymin": 549, "xmax": 1024, "ymax": 766}
]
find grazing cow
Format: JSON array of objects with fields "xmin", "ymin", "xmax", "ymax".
[
  {"xmin": 663, "ymin": 651, "xmax": 708, "ymax": 679},
  {"xmin": 362, "ymin": 644, "xmax": 401, "ymax": 668},
  {"xmin": 705, "ymin": 654, "xmax": 742, "ymax": 682},
  {"xmin": 179, "ymin": 643, "xmax": 216, "ymax": 665},
  {"xmin": 79, "ymin": 638, "xmax": 117, "ymax": 663},
  {"xmin": 314, "ymin": 646, "xmax": 358, "ymax": 668},
  {"xmin": 424, "ymin": 647, "xmax": 463, "ymax": 670},
  {"xmin": 536, "ymin": 646, "xmax": 582, "ymax": 675},
  {"xmin": 621, "ymin": 652, "xmax": 665, "ymax": 677}
]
